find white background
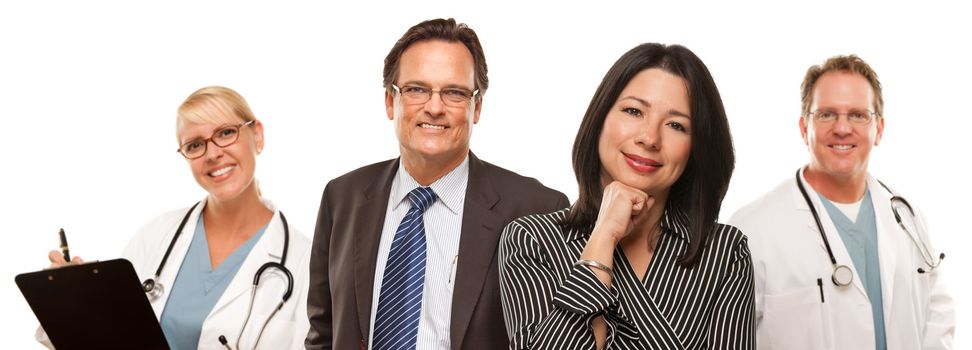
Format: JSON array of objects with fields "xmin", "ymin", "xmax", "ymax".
[{"xmin": 1, "ymin": 1, "xmax": 967, "ymax": 348}]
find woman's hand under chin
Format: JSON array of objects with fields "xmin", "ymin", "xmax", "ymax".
[
  {"xmin": 582, "ymin": 181, "xmax": 658, "ymax": 349},
  {"xmin": 591, "ymin": 181, "xmax": 656, "ymax": 243}
]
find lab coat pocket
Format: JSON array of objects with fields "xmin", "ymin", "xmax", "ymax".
[
  {"xmin": 762, "ymin": 285, "xmax": 830, "ymax": 350},
  {"xmin": 243, "ymin": 311, "xmax": 299, "ymax": 350},
  {"xmin": 237, "ymin": 272, "xmax": 300, "ymax": 349}
]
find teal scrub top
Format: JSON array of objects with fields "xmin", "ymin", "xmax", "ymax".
[
  {"xmin": 820, "ymin": 189, "xmax": 886, "ymax": 350},
  {"xmin": 159, "ymin": 215, "xmax": 267, "ymax": 350}
]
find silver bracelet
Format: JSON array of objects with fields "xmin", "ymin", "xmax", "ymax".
[{"xmin": 575, "ymin": 259, "xmax": 613, "ymax": 274}]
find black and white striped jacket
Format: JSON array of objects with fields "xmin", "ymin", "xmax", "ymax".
[{"xmin": 499, "ymin": 208, "xmax": 755, "ymax": 350}]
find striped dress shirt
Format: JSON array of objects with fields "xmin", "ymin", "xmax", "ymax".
[
  {"xmin": 368, "ymin": 157, "xmax": 469, "ymax": 350},
  {"xmin": 499, "ymin": 207, "xmax": 755, "ymax": 350}
]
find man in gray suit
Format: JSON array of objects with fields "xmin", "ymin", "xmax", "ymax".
[{"xmin": 305, "ymin": 18, "xmax": 568, "ymax": 350}]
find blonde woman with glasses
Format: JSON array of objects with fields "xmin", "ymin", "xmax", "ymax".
[{"xmin": 43, "ymin": 86, "xmax": 311, "ymax": 350}]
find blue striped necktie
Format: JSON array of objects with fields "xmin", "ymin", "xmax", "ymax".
[{"xmin": 373, "ymin": 186, "xmax": 437, "ymax": 350}]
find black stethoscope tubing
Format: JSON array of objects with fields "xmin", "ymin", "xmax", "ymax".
[
  {"xmin": 875, "ymin": 182, "xmax": 945, "ymax": 273},
  {"xmin": 141, "ymin": 201, "xmax": 293, "ymax": 349},
  {"xmin": 795, "ymin": 168, "xmax": 945, "ymax": 287},
  {"xmin": 795, "ymin": 169, "xmax": 855, "ymax": 287}
]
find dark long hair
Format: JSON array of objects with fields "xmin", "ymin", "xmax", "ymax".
[{"xmin": 564, "ymin": 43, "xmax": 735, "ymax": 267}]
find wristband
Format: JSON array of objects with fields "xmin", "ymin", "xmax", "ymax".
[{"xmin": 576, "ymin": 259, "xmax": 613, "ymax": 274}]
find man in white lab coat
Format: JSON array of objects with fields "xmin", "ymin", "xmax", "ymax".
[{"xmin": 729, "ymin": 55, "xmax": 954, "ymax": 350}]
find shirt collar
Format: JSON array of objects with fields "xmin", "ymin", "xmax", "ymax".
[
  {"xmin": 660, "ymin": 206, "xmax": 691, "ymax": 244},
  {"xmin": 392, "ymin": 155, "xmax": 470, "ymax": 214}
]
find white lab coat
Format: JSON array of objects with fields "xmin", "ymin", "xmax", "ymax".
[
  {"xmin": 37, "ymin": 197, "xmax": 311, "ymax": 350},
  {"xmin": 728, "ymin": 171, "xmax": 954, "ymax": 350}
]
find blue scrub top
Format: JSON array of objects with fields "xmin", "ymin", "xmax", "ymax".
[
  {"xmin": 159, "ymin": 215, "xmax": 267, "ymax": 350},
  {"xmin": 820, "ymin": 189, "xmax": 886, "ymax": 350}
]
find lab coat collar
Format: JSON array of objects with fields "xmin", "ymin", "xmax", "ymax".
[
  {"xmin": 207, "ymin": 196, "xmax": 287, "ymax": 318},
  {"xmin": 195, "ymin": 196, "xmax": 286, "ymax": 261},
  {"xmin": 150, "ymin": 199, "xmax": 206, "ymax": 320},
  {"xmin": 793, "ymin": 168, "xmax": 868, "ymax": 297},
  {"xmin": 868, "ymin": 175, "xmax": 900, "ymax": 323},
  {"xmin": 149, "ymin": 196, "xmax": 287, "ymax": 321},
  {"xmin": 796, "ymin": 172, "xmax": 906, "ymax": 328},
  {"xmin": 258, "ymin": 197, "xmax": 286, "ymax": 261}
]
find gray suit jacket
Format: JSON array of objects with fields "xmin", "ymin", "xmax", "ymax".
[{"xmin": 306, "ymin": 152, "xmax": 569, "ymax": 349}]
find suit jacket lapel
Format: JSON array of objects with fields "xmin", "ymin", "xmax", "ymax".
[
  {"xmin": 354, "ymin": 158, "xmax": 399, "ymax": 338},
  {"xmin": 450, "ymin": 153, "xmax": 504, "ymax": 347}
]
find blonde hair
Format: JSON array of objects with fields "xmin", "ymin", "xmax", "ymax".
[
  {"xmin": 176, "ymin": 86, "xmax": 257, "ymax": 142},
  {"xmin": 176, "ymin": 86, "xmax": 264, "ymax": 197}
]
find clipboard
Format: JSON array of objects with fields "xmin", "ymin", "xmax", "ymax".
[{"xmin": 15, "ymin": 259, "xmax": 169, "ymax": 350}]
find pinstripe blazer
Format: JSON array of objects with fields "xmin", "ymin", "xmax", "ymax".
[
  {"xmin": 306, "ymin": 152, "xmax": 569, "ymax": 350},
  {"xmin": 499, "ymin": 208, "xmax": 755, "ymax": 350}
]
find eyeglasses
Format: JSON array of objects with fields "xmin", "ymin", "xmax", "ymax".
[
  {"xmin": 808, "ymin": 109, "xmax": 877, "ymax": 125},
  {"xmin": 392, "ymin": 84, "xmax": 479, "ymax": 107},
  {"xmin": 177, "ymin": 120, "xmax": 254, "ymax": 159}
]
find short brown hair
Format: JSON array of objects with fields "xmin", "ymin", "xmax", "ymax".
[
  {"xmin": 801, "ymin": 54, "xmax": 883, "ymax": 119},
  {"xmin": 382, "ymin": 18, "xmax": 488, "ymax": 96}
]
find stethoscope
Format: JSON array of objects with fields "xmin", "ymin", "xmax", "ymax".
[
  {"xmin": 795, "ymin": 169, "xmax": 945, "ymax": 287},
  {"xmin": 141, "ymin": 202, "xmax": 294, "ymax": 350}
]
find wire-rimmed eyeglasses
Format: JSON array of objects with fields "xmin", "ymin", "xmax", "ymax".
[
  {"xmin": 391, "ymin": 84, "xmax": 479, "ymax": 107},
  {"xmin": 807, "ymin": 109, "xmax": 877, "ymax": 125}
]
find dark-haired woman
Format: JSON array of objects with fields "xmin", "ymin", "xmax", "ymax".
[{"xmin": 499, "ymin": 44, "xmax": 754, "ymax": 349}]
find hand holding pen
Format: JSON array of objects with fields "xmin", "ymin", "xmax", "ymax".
[{"xmin": 47, "ymin": 228, "xmax": 84, "ymax": 268}]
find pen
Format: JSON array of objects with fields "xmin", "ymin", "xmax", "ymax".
[
  {"xmin": 448, "ymin": 255, "xmax": 458, "ymax": 284},
  {"xmin": 817, "ymin": 278, "xmax": 825, "ymax": 303},
  {"xmin": 59, "ymin": 228, "xmax": 71, "ymax": 262}
]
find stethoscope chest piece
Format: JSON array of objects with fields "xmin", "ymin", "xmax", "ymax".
[
  {"xmin": 832, "ymin": 264, "xmax": 854, "ymax": 287},
  {"xmin": 796, "ymin": 168, "xmax": 946, "ymax": 289},
  {"xmin": 143, "ymin": 278, "xmax": 163, "ymax": 300},
  {"xmin": 145, "ymin": 202, "xmax": 293, "ymax": 349}
]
